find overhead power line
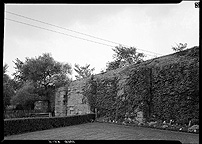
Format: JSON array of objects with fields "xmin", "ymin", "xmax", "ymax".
[
  {"xmin": 5, "ymin": 18, "xmax": 115, "ymax": 48},
  {"xmin": 5, "ymin": 18, "xmax": 159, "ymax": 57},
  {"xmin": 6, "ymin": 11, "xmax": 118, "ymax": 45},
  {"xmin": 5, "ymin": 11, "xmax": 163, "ymax": 56}
]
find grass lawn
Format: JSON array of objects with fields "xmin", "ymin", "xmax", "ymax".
[{"xmin": 4, "ymin": 122, "xmax": 199, "ymax": 143}]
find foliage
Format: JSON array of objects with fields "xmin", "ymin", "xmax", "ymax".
[
  {"xmin": 112, "ymin": 45, "xmax": 145, "ymax": 63},
  {"xmin": 152, "ymin": 60, "xmax": 199, "ymax": 123},
  {"xmin": 13, "ymin": 53, "xmax": 72, "ymax": 87},
  {"xmin": 83, "ymin": 47, "xmax": 199, "ymax": 125},
  {"xmin": 3, "ymin": 64, "xmax": 9, "ymax": 75},
  {"xmin": 3, "ymin": 64, "xmax": 15, "ymax": 109},
  {"xmin": 10, "ymin": 81, "xmax": 40, "ymax": 110},
  {"xmin": 106, "ymin": 59, "xmax": 121, "ymax": 71},
  {"xmin": 74, "ymin": 64, "xmax": 95, "ymax": 79},
  {"xmin": 4, "ymin": 114, "xmax": 95, "ymax": 136},
  {"xmin": 125, "ymin": 67, "xmax": 151, "ymax": 119},
  {"xmin": 106, "ymin": 45, "xmax": 145, "ymax": 71},
  {"xmin": 3, "ymin": 82, "xmax": 15, "ymax": 109},
  {"xmin": 95, "ymin": 77, "xmax": 117, "ymax": 117},
  {"xmin": 172, "ymin": 43, "xmax": 187, "ymax": 52},
  {"xmin": 83, "ymin": 75, "xmax": 117, "ymax": 116},
  {"xmin": 12, "ymin": 53, "xmax": 72, "ymax": 111},
  {"xmin": 52, "ymin": 63, "xmax": 72, "ymax": 88},
  {"xmin": 83, "ymin": 75, "xmax": 97, "ymax": 112}
]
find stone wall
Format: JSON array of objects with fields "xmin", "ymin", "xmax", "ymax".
[
  {"xmin": 55, "ymin": 46, "xmax": 199, "ymax": 121},
  {"xmin": 55, "ymin": 79, "xmax": 91, "ymax": 117},
  {"xmin": 113, "ymin": 46, "xmax": 199, "ymax": 121},
  {"xmin": 55, "ymin": 87, "xmax": 67, "ymax": 116}
]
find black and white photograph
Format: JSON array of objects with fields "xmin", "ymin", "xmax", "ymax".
[{"xmin": 3, "ymin": 2, "xmax": 199, "ymax": 143}]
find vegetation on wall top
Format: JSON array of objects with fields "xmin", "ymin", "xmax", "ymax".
[{"xmin": 83, "ymin": 46, "xmax": 199, "ymax": 125}]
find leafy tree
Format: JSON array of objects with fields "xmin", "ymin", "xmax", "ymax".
[
  {"xmin": 3, "ymin": 64, "xmax": 9, "ymax": 84},
  {"xmin": 12, "ymin": 53, "xmax": 72, "ymax": 112},
  {"xmin": 13, "ymin": 53, "xmax": 72, "ymax": 86},
  {"xmin": 172, "ymin": 43, "xmax": 187, "ymax": 52},
  {"xmin": 3, "ymin": 64, "xmax": 9, "ymax": 75},
  {"xmin": 74, "ymin": 64, "xmax": 95, "ymax": 79},
  {"xmin": 3, "ymin": 64, "xmax": 15, "ymax": 109},
  {"xmin": 106, "ymin": 59, "xmax": 121, "ymax": 71},
  {"xmin": 112, "ymin": 45, "xmax": 145, "ymax": 63},
  {"xmin": 52, "ymin": 63, "xmax": 72, "ymax": 88},
  {"xmin": 10, "ymin": 81, "xmax": 39, "ymax": 110},
  {"xmin": 3, "ymin": 82, "xmax": 15, "ymax": 109},
  {"xmin": 106, "ymin": 45, "xmax": 145, "ymax": 71}
]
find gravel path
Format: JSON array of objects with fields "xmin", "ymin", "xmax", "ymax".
[{"xmin": 4, "ymin": 122, "xmax": 199, "ymax": 143}]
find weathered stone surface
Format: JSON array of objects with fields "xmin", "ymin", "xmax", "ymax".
[
  {"xmin": 55, "ymin": 46, "xmax": 199, "ymax": 122},
  {"xmin": 55, "ymin": 79, "xmax": 91, "ymax": 117}
]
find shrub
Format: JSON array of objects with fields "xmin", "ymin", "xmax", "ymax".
[{"xmin": 4, "ymin": 114, "xmax": 95, "ymax": 136}]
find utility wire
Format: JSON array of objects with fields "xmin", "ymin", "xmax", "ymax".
[
  {"xmin": 6, "ymin": 11, "xmax": 118, "ymax": 45},
  {"xmin": 5, "ymin": 18, "xmax": 158, "ymax": 57},
  {"xmin": 5, "ymin": 18, "xmax": 116, "ymax": 48},
  {"xmin": 5, "ymin": 11, "xmax": 163, "ymax": 56}
]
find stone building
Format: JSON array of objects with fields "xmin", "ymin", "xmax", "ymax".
[{"xmin": 55, "ymin": 79, "xmax": 91, "ymax": 117}]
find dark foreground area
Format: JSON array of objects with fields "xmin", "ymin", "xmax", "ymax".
[{"xmin": 4, "ymin": 122, "xmax": 199, "ymax": 143}]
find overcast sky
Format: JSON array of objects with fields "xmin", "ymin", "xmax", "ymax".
[{"xmin": 3, "ymin": 2, "xmax": 199, "ymax": 80}]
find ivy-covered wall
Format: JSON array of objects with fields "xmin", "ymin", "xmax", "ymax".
[
  {"xmin": 83, "ymin": 76, "xmax": 118, "ymax": 119},
  {"xmin": 56, "ymin": 46, "xmax": 199, "ymax": 125},
  {"xmin": 151, "ymin": 55, "xmax": 199, "ymax": 124}
]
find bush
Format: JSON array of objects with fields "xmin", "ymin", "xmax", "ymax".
[{"xmin": 4, "ymin": 114, "xmax": 95, "ymax": 136}]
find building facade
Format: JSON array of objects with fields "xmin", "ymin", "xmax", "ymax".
[{"xmin": 55, "ymin": 79, "xmax": 91, "ymax": 117}]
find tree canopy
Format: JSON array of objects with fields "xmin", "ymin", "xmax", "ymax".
[
  {"xmin": 11, "ymin": 53, "xmax": 72, "ymax": 111},
  {"xmin": 10, "ymin": 81, "xmax": 39, "ymax": 110},
  {"xmin": 106, "ymin": 45, "xmax": 145, "ymax": 71},
  {"xmin": 13, "ymin": 53, "xmax": 72, "ymax": 88},
  {"xmin": 74, "ymin": 64, "xmax": 95, "ymax": 79},
  {"xmin": 3, "ymin": 64, "xmax": 15, "ymax": 109}
]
